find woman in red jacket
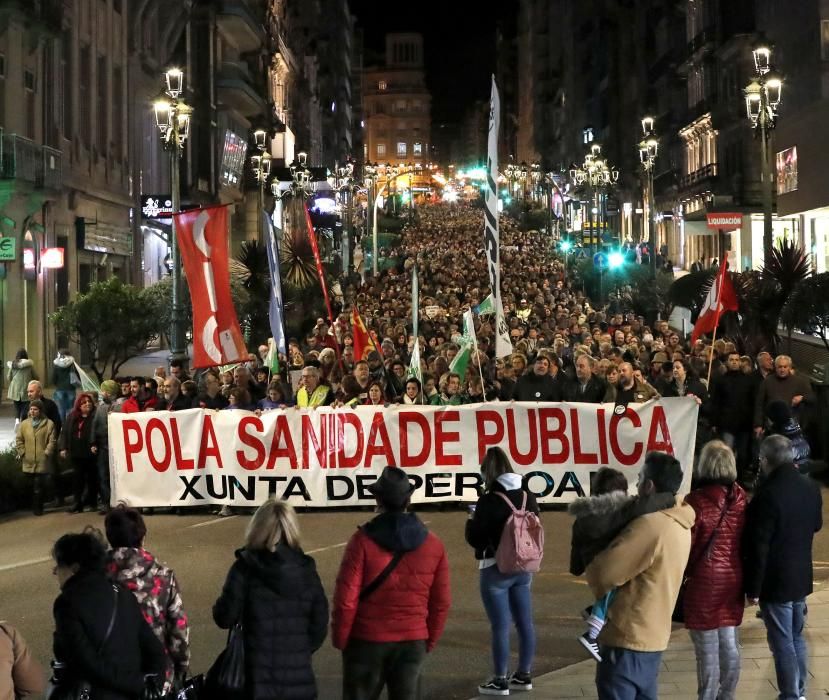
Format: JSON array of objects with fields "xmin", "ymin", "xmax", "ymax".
[
  {"xmin": 682, "ymin": 440, "xmax": 747, "ymax": 700},
  {"xmin": 332, "ymin": 467, "xmax": 450, "ymax": 700}
]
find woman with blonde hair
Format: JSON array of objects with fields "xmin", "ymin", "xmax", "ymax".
[
  {"xmin": 680, "ymin": 440, "xmax": 747, "ymax": 700},
  {"xmin": 213, "ymin": 499, "xmax": 328, "ymax": 699}
]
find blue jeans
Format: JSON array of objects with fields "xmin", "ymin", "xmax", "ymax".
[
  {"xmin": 479, "ymin": 565, "xmax": 536, "ymax": 677},
  {"xmin": 761, "ymin": 599, "xmax": 808, "ymax": 700},
  {"xmin": 53, "ymin": 389, "xmax": 76, "ymax": 423},
  {"xmin": 596, "ymin": 647, "xmax": 662, "ymax": 700}
]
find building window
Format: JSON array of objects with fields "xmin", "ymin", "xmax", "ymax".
[
  {"xmin": 61, "ymin": 31, "xmax": 72, "ymax": 138},
  {"xmin": 0, "ymin": 54, "xmax": 6, "ymax": 79},
  {"xmin": 112, "ymin": 66, "xmax": 122, "ymax": 155},
  {"xmin": 583, "ymin": 127, "xmax": 594, "ymax": 144},
  {"xmin": 396, "ymin": 99, "xmax": 406, "ymax": 112},
  {"xmin": 822, "ymin": 21, "xmax": 829, "ymax": 61},
  {"xmin": 24, "ymin": 69, "xmax": 35, "ymax": 91},
  {"xmin": 79, "ymin": 44, "xmax": 91, "ymax": 147},
  {"xmin": 397, "ymin": 141, "xmax": 407, "ymax": 157},
  {"xmin": 97, "ymin": 55, "xmax": 107, "ymax": 153},
  {"xmin": 413, "ymin": 142, "xmax": 422, "ymax": 156},
  {"xmin": 378, "ymin": 80, "xmax": 387, "ymax": 91},
  {"xmin": 377, "ymin": 143, "xmax": 386, "ymax": 157}
]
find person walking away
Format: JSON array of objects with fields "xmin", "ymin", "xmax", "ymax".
[
  {"xmin": 333, "ymin": 467, "xmax": 450, "ymax": 700},
  {"xmin": 465, "ymin": 447, "xmax": 539, "ymax": 695},
  {"xmin": 213, "ymin": 498, "xmax": 328, "ymax": 700},
  {"xmin": 743, "ymin": 435, "xmax": 823, "ymax": 700},
  {"xmin": 0, "ymin": 619, "xmax": 45, "ymax": 699},
  {"xmin": 585, "ymin": 452, "xmax": 695, "ymax": 699},
  {"xmin": 15, "ymin": 399, "xmax": 56, "ymax": 516},
  {"xmin": 7, "ymin": 348, "xmax": 35, "ymax": 423},
  {"xmin": 91, "ymin": 380, "xmax": 119, "ymax": 513},
  {"xmin": 568, "ymin": 467, "xmax": 675, "ymax": 662},
  {"xmin": 681, "ymin": 441, "xmax": 747, "ymax": 700},
  {"xmin": 50, "ymin": 530, "xmax": 165, "ymax": 699},
  {"xmin": 764, "ymin": 400, "xmax": 811, "ymax": 471},
  {"xmin": 58, "ymin": 392, "xmax": 98, "ymax": 513},
  {"xmin": 105, "ymin": 505, "xmax": 190, "ymax": 693},
  {"xmin": 51, "ymin": 349, "xmax": 78, "ymax": 423}
]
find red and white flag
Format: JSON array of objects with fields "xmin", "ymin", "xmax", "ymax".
[
  {"xmin": 173, "ymin": 205, "xmax": 247, "ymax": 368},
  {"xmin": 691, "ymin": 257, "xmax": 738, "ymax": 345}
]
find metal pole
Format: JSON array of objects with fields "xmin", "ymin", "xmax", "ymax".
[
  {"xmin": 372, "ymin": 185, "xmax": 379, "ymax": 277},
  {"xmin": 760, "ymin": 94, "xmax": 774, "ymax": 262},
  {"xmin": 648, "ymin": 169, "xmax": 657, "ymax": 278},
  {"xmin": 170, "ymin": 137, "xmax": 185, "ymax": 361}
]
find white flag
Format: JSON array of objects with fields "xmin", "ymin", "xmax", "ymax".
[{"xmin": 485, "ymin": 77, "xmax": 513, "ymax": 358}]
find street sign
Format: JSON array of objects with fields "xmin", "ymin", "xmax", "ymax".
[
  {"xmin": 593, "ymin": 252, "xmax": 608, "ymax": 271},
  {"xmin": 0, "ymin": 237, "xmax": 15, "ymax": 261}
]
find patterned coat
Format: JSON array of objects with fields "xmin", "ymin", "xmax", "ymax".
[{"xmin": 106, "ymin": 548, "xmax": 190, "ymax": 683}]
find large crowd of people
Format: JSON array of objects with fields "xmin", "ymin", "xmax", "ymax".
[{"xmin": 2, "ymin": 201, "xmax": 827, "ymax": 700}]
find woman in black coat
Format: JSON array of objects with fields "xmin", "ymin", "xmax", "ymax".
[
  {"xmin": 213, "ymin": 498, "xmax": 329, "ymax": 700},
  {"xmin": 58, "ymin": 392, "xmax": 98, "ymax": 513},
  {"xmin": 51, "ymin": 530, "xmax": 165, "ymax": 700}
]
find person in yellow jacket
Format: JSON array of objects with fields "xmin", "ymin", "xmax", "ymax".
[
  {"xmin": 15, "ymin": 399, "xmax": 57, "ymax": 516},
  {"xmin": 296, "ymin": 366, "xmax": 335, "ymax": 408},
  {"xmin": 585, "ymin": 452, "xmax": 695, "ymax": 698}
]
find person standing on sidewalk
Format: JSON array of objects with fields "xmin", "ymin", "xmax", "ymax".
[
  {"xmin": 681, "ymin": 441, "xmax": 747, "ymax": 700},
  {"xmin": 26, "ymin": 381, "xmax": 64, "ymax": 506},
  {"xmin": 465, "ymin": 446, "xmax": 540, "ymax": 695},
  {"xmin": 585, "ymin": 452, "xmax": 695, "ymax": 699},
  {"xmin": 6, "ymin": 348, "xmax": 35, "ymax": 423},
  {"xmin": 91, "ymin": 380, "xmax": 120, "ymax": 513},
  {"xmin": 58, "ymin": 392, "xmax": 98, "ymax": 513},
  {"xmin": 15, "ymin": 400, "xmax": 56, "ymax": 516},
  {"xmin": 332, "ymin": 467, "xmax": 450, "ymax": 700},
  {"xmin": 743, "ymin": 435, "xmax": 823, "ymax": 700}
]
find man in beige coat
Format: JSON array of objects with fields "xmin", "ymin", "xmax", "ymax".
[
  {"xmin": 15, "ymin": 399, "xmax": 57, "ymax": 516},
  {"xmin": 0, "ymin": 622, "xmax": 44, "ymax": 699},
  {"xmin": 586, "ymin": 452, "xmax": 695, "ymax": 699}
]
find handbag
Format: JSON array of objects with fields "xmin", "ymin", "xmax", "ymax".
[
  {"xmin": 672, "ymin": 489, "xmax": 733, "ymax": 623},
  {"xmin": 47, "ymin": 585, "xmax": 119, "ymax": 700},
  {"xmin": 205, "ymin": 576, "xmax": 248, "ymax": 699}
]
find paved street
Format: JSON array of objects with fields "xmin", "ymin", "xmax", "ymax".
[{"xmin": 3, "ymin": 488, "xmax": 829, "ymax": 699}]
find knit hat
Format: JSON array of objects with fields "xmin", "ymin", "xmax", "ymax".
[
  {"xmin": 100, "ymin": 380, "xmax": 119, "ymax": 397},
  {"xmin": 29, "ymin": 399, "xmax": 44, "ymax": 412}
]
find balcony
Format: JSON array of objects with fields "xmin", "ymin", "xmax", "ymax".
[
  {"xmin": 217, "ymin": 0, "xmax": 266, "ymax": 53},
  {"xmin": 216, "ymin": 61, "xmax": 267, "ymax": 118},
  {"xmin": 0, "ymin": 133, "xmax": 62, "ymax": 190},
  {"xmin": 678, "ymin": 163, "xmax": 718, "ymax": 189}
]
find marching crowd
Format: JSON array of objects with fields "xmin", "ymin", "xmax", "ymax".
[{"xmin": 1, "ymin": 201, "xmax": 827, "ymax": 700}]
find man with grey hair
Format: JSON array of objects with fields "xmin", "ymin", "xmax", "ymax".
[
  {"xmin": 743, "ymin": 434, "xmax": 822, "ymax": 700},
  {"xmin": 753, "ymin": 355, "xmax": 813, "ymax": 437}
]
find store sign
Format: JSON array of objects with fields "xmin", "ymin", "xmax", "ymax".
[
  {"xmin": 706, "ymin": 213, "xmax": 743, "ymax": 231},
  {"xmin": 40, "ymin": 248, "xmax": 65, "ymax": 269},
  {"xmin": 141, "ymin": 195, "xmax": 174, "ymax": 219},
  {"xmin": 0, "ymin": 237, "xmax": 15, "ymax": 261}
]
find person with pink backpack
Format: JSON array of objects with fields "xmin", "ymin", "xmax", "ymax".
[{"xmin": 465, "ymin": 446, "xmax": 543, "ymax": 696}]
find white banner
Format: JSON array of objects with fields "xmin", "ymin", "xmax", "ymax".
[{"xmin": 109, "ymin": 400, "xmax": 699, "ymax": 508}]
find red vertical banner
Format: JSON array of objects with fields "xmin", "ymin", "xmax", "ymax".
[
  {"xmin": 173, "ymin": 205, "xmax": 247, "ymax": 368},
  {"xmin": 304, "ymin": 204, "xmax": 334, "ymax": 324}
]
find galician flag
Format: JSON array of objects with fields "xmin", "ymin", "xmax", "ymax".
[
  {"xmin": 264, "ymin": 208, "xmax": 286, "ymax": 372},
  {"xmin": 484, "ymin": 76, "xmax": 513, "ymax": 358},
  {"xmin": 449, "ymin": 308, "xmax": 476, "ymax": 380},
  {"xmin": 476, "ymin": 293, "xmax": 495, "ymax": 316},
  {"xmin": 408, "ymin": 265, "xmax": 422, "ymax": 382}
]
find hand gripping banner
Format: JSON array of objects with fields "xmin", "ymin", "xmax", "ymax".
[
  {"xmin": 173, "ymin": 205, "xmax": 247, "ymax": 368},
  {"xmin": 109, "ymin": 399, "xmax": 698, "ymax": 508}
]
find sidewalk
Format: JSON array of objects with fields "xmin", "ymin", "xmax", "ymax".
[{"xmin": 470, "ymin": 586, "xmax": 829, "ymax": 699}]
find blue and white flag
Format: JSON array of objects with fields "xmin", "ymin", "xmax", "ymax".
[{"xmin": 264, "ymin": 209, "xmax": 286, "ymax": 371}]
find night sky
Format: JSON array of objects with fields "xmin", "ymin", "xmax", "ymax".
[{"xmin": 348, "ymin": 0, "xmax": 502, "ymax": 125}]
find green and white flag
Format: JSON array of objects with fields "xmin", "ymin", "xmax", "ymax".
[
  {"xmin": 477, "ymin": 293, "xmax": 495, "ymax": 316},
  {"xmin": 408, "ymin": 265, "xmax": 422, "ymax": 382},
  {"xmin": 72, "ymin": 362, "xmax": 99, "ymax": 395},
  {"xmin": 449, "ymin": 308, "xmax": 476, "ymax": 380},
  {"xmin": 264, "ymin": 337, "xmax": 280, "ymax": 374}
]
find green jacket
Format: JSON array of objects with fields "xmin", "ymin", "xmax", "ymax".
[
  {"xmin": 16, "ymin": 418, "xmax": 56, "ymax": 474},
  {"xmin": 429, "ymin": 392, "xmax": 465, "ymax": 406}
]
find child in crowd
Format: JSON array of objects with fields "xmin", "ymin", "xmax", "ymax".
[{"xmin": 568, "ymin": 467, "xmax": 675, "ymax": 661}]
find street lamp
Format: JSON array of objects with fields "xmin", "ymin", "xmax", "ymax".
[
  {"xmin": 639, "ymin": 115, "xmax": 659, "ymax": 277},
  {"xmin": 250, "ymin": 131, "xmax": 271, "ymax": 239},
  {"xmin": 328, "ymin": 160, "xmax": 359, "ymax": 276},
  {"xmin": 154, "ymin": 67, "xmax": 193, "ymax": 363},
  {"xmin": 570, "ymin": 143, "xmax": 620, "ymax": 255},
  {"xmin": 364, "ymin": 163, "xmax": 378, "ymax": 276},
  {"xmin": 745, "ymin": 38, "xmax": 784, "ymax": 261}
]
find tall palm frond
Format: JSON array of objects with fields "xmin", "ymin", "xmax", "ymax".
[{"xmin": 280, "ymin": 223, "xmax": 318, "ymax": 289}]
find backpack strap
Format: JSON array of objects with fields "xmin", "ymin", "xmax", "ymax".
[{"xmin": 494, "ymin": 490, "xmax": 526, "ymax": 512}]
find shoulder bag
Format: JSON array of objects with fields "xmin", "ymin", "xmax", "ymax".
[
  {"xmin": 205, "ymin": 571, "xmax": 248, "ymax": 699},
  {"xmin": 46, "ymin": 585, "xmax": 119, "ymax": 700},
  {"xmin": 360, "ymin": 551, "xmax": 406, "ymax": 601},
  {"xmin": 672, "ymin": 490, "xmax": 732, "ymax": 623}
]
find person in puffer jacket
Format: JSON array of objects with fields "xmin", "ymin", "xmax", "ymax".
[
  {"xmin": 764, "ymin": 400, "xmax": 811, "ymax": 470},
  {"xmin": 214, "ymin": 498, "xmax": 328, "ymax": 700},
  {"xmin": 465, "ymin": 447, "xmax": 540, "ymax": 696},
  {"xmin": 333, "ymin": 466, "xmax": 450, "ymax": 700},
  {"xmin": 104, "ymin": 506, "xmax": 190, "ymax": 691},
  {"xmin": 682, "ymin": 441, "xmax": 746, "ymax": 700}
]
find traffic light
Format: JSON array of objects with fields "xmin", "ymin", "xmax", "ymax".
[{"xmin": 608, "ymin": 251, "xmax": 624, "ymax": 269}]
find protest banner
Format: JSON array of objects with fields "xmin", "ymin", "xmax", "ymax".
[{"xmin": 109, "ymin": 399, "xmax": 698, "ymax": 508}]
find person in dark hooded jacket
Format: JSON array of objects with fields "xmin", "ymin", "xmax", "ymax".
[
  {"xmin": 213, "ymin": 498, "xmax": 328, "ymax": 700},
  {"xmin": 332, "ymin": 466, "xmax": 451, "ymax": 700},
  {"xmin": 764, "ymin": 400, "xmax": 811, "ymax": 470}
]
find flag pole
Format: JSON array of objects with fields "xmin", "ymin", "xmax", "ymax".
[
  {"xmin": 705, "ymin": 255, "xmax": 729, "ymax": 387},
  {"xmin": 470, "ymin": 314, "xmax": 488, "ymax": 402}
]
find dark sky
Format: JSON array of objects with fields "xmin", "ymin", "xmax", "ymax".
[{"xmin": 348, "ymin": 0, "xmax": 502, "ymax": 125}]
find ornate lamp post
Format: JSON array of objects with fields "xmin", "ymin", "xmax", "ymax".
[
  {"xmin": 745, "ymin": 39, "xmax": 783, "ymax": 261},
  {"xmin": 639, "ymin": 116, "xmax": 659, "ymax": 277},
  {"xmin": 153, "ymin": 67, "xmax": 193, "ymax": 362},
  {"xmin": 251, "ymin": 128, "xmax": 271, "ymax": 238},
  {"xmin": 570, "ymin": 143, "xmax": 619, "ymax": 255}
]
